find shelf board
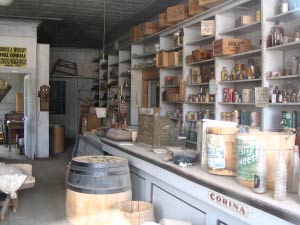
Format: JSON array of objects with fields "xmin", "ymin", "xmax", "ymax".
[
  {"xmin": 132, "ymin": 33, "xmax": 160, "ymax": 45},
  {"xmin": 132, "ymin": 64, "xmax": 156, "ymax": 70},
  {"xmin": 269, "ymin": 103, "xmax": 300, "ymax": 106},
  {"xmin": 219, "ymin": 78, "xmax": 262, "ymax": 84},
  {"xmin": 186, "ymin": 119, "xmax": 200, "ymax": 122},
  {"xmin": 266, "ymin": 41, "xmax": 300, "ymax": 51},
  {"xmin": 266, "ymin": 7, "xmax": 300, "ymax": 22},
  {"xmin": 161, "ymin": 101, "xmax": 184, "ymax": 104},
  {"xmin": 132, "ymin": 51, "xmax": 157, "ymax": 59},
  {"xmin": 186, "ymin": 102, "xmax": 215, "ymax": 105},
  {"xmin": 173, "ymin": 45, "xmax": 183, "ymax": 50},
  {"xmin": 266, "ymin": 75, "xmax": 299, "ymax": 80},
  {"xmin": 186, "ymin": 35, "xmax": 215, "ymax": 46},
  {"xmin": 219, "ymin": 21, "xmax": 261, "ymax": 36},
  {"xmin": 186, "ymin": 58, "xmax": 215, "ymax": 66},
  {"xmin": 160, "ymin": 65, "xmax": 183, "ymax": 70},
  {"xmin": 162, "ymin": 85, "xmax": 179, "ymax": 88},
  {"xmin": 219, "ymin": 102, "xmax": 255, "ymax": 105},
  {"xmin": 186, "ymin": 83, "xmax": 209, "ymax": 86},
  {"xmin": 119, "ymin": 58, "xmax": 131, "ymax": 63},
  {"xmin": 109, "ymin": 62, "xmax": 119, "ymax": 67},
  {"xmin": 220, "ymin": 49, "xmax": 261, "ymax": 59},
  {"xmin": 186, "ymin": 140, "xmax": 197, "ymax": 145}
]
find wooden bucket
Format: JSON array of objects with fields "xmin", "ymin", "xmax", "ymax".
[
  {"xmin": 206, "ymin": 127, "xmax": 238, "ymax": 176},
  {"xmin": 114, "ymin": 201, "xmax": 155, "ymax": 225},
  {"xmin": 66, "ymin": 156, "xmax": 132, "ymax": 225},
  {"xmin": 236, "ymin": 131, "xmax": 295, "ymax": 189}
]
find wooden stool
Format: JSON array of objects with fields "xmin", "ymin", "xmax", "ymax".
[{"xmin": 0, "ymin": 193, "xmax": 18, "ymax": 220}]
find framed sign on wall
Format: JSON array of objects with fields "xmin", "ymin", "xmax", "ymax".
[{"xmin": 0, "ymin": 47, "xmax": 27, "ymax": 67}]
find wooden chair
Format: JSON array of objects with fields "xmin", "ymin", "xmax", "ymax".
[{"xmin": 0, "ymin": 164, "xmax": 35, "ymax": 220}]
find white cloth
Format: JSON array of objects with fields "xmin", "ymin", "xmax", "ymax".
[{"xmin": 0, "ymin": 163, "xmax": 27, "ymax": 198}]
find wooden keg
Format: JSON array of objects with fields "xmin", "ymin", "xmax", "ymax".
[
  {"xmin": 236, "ymin": 131, "xmax": 295, "ymax": 189},
  {"xmin": 66, "ymin": 156, "xmax": 132, "ymax": 225},
  {"xmin": 206, "ymin": 127, "xmax": 238, "ymax": 176}
]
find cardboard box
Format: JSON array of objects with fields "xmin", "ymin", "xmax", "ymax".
[
  {"xmin": 192, "ymin": 49, "xmax": 212, "ymax": 60},
  {"xmin": 16, "ymin": 93, "xmax": 23, "ymax": 113},
  {"xmin": 167, "ymin": 4, "xmax": 189, "ymax": 24},
  {"xmin": 140, "ymin": 22, "xmax": 158, "ymax": 37},
  {"xmin": 159, "ymin": 12, "xmax": 172, "ymax": 29},
  {"xmin": 186, "ymin": 55, "xmax": 194, "ymax": 64},
  {"xmin": 237, "ymin": 39, "xmax": 252, "ymax": 53},
  {"xmin": 201, "ymin": 20, "xmax": 215, "ymax": 36},
  {"xmin": 82, "ymin": 114, "xmax": 101, "ymax": 131},
  {"xmin": 236, "ymin": 15, "xmax": 255, "ymax": 27},
  {"xmin": 130, "ymin": 25, "xmax": 140, "ymax": 42},
  {"xmin": 213, "ymin": 38, "xmax": 251, "ymax": 57},
  {"xmin": 189, "ymin": 0, "xmax": 205, "ymax": 16},
  {"xmin": 168, "ymin": 51, "xmax": 175, "ymax": 67},
  {"xmin": 174, "ymin": 50, "xmax": 183, "ymax": 66}
]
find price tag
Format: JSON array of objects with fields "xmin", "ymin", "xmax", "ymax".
[{"xmin": 255, "ymin": 87, "xmax": 269, "ymax": 108}]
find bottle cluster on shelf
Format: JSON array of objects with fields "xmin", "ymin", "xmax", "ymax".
[
  {"xmin": 276, "ymin": 0, "xmax": 300, "ymax": 15},
  {"xmin": 221, "ymin": 60, "xmax": 261, "ymax": 82},
  {"xmin": 221, "ymin": 110, "xmax": 260, "ymax": 127},
  {"xmin": 188, "ymin": 87, "xmax": 215, "ymax": 103},
  {"xmin": 166, "ymin": 108, "xmax": 182, "ymax": 120},
  {"xmin": 185, "ymin": 110, "xmax": 215, "ymax": 121},
  {"xmin": 223, "ymin": 88, "xmax": 254, "ymax": 104},
  {"xmin": 188, "ymin": 65, "xmax": 214, "ymax": 85},
  {"xmin": 269, "ymin": 82, "xmax": 300, "ymax": 103}
]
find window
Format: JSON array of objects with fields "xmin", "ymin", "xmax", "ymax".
[{"xmin": 50, "ymin": 81, "xmax": 66, "ymax": 114}]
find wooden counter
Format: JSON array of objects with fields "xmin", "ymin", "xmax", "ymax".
[{"xmin": 81, "ymin": 133, "xmax": 300, "ymax": 225}]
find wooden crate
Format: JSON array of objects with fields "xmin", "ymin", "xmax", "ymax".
[
  {"xmin": 189, "ymin": 0, "xmax": 205, "ymax": 16},
  {"xmin": 199, "ymin": 0, "xmax": 225, "ymax": 8},
  {"xmin": 167, "ymin": 4, "xmax": 189, "ymax": 24},
  {"xmin": 192, "ymin": 49, "xmax": 212, "ymax": 60},
  {"xmin": 140, "ymin": 22, "xmax": 158, "ymax": 38},
  {"xmin": 201, "ymin": 20, "xmax": 215, "ymax": 36},
  {"xmin": 130, "ymin": 25, "xmax": 140, "ymax": 42},
  {"xmin": 213, "ymin": 38, "xmax": 250, "ymax": 57},
  {"xmin": 159, "ymin": 12, "xmax": 172, "ymax": 29}
]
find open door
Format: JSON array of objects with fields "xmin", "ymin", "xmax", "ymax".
[{"xmin": 24, "ymin": 74, "xmax": 31, "ymax": 158}]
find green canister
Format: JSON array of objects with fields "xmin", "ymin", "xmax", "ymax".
[{"xmin": 281, "ymin": 111, "xmax": 297, "ymax": 129}]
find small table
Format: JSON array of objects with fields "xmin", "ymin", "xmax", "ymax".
[{"xmin": 7, "ymin": 120, "xmax": 24, "ymax": 151}]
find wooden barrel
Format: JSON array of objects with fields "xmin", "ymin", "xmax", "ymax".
[
  {"xmin": 114, "ymin": 201, "xmax": 155, "ymax": 225},
  {"xmin": 236, "ymin": 131, "xmax": 295, "ymax": 189},
  {"xmin": 206, "ymin": 127, "xmax": 238, "ymax": 176},
  {"xmin": 66, "ymin": 156, "xmax": 132, "ymax": 225}
]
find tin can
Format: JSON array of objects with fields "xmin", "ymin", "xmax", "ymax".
[
  {"xmin": 281, "ymin": 111, "xmax": 297, "ymax": 129},
  {"xmin": 240, "ymin": 110, "xmax": 250, "ymax": 125},
  {"xmin": 226, "ymin": 112, "xmax": 232, "ymax": 121},
  {"xmin": 221, "ymin": 112, "xmax": 227, "ymax": 121},
  {"xmin": 250, "ymin": 111, "xmax": 260, "ymax": 127},
  {"xmin": 204, "ymin": 110, "xmax": 211, "ymax": 119},
  {"xmin": 234, "ymin": 92, "xmax": 240, "ymax": 103},
  {"xmin": 242, "ymin": 89, "xmax": 253, "ymax": 103},
  {"xmin": 232, "ymin": 110, "xmax": 240, "ymax": 124}
]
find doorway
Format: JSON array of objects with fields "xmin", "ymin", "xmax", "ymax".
[{"xmin": 0, "ymin": 72, "xmax": 32, "ymax": 159}]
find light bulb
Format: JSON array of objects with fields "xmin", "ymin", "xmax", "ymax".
[{"xmin": 0, "ymin": 0, "xmax": 13, "ymax": 6}]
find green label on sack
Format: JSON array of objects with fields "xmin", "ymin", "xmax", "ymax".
[{"xmin": 236, "ymin": 137, "xmax": 259, "ymax": 181}]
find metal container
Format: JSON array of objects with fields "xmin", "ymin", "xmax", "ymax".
[
  {"xmin": 231, "ymin": 110, "xmax": 240, "ymax": 124},
  {"xmin": 242, "ymin": 89, "xmax": 253, "ymax": 103},
  {"xmin": 240, "ymin": 111, "xmax": 250, "ymax": 125},
  {"xmin": 281, "ymin": 111, "xmax": 297, "ymax": 129}
]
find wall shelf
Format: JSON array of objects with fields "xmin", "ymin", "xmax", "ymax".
[
  {"xmin": 219, "ymin": 78, "xmax": 262, "ymax": 84},
  {"xmin": 186, "ymin": 140, "xmax": 197, "ymax": 145},
  {"xmin": 219, "ymin": 21, "xmax": 261, "ymax": 36},
  {"xmin": 162, "ymin": 85, "xmax": 179, "ymax": 88},
  {"xmin": 266, "ymin": 41, "xmax": 300, "ymax": 51},
  {"xmin": 119, "ymin": 58, "xmax": 131, "ymax": 63},
  {"xmin": 131, "ymin": 64, "xmax": 156, "ymax": 70},
  {"xmin": 160, "ymin": 65, "xmax": 183, "ymax": 70},
  {"xmin": 266, "ymin": 75, "xmax": 299, "ymax": 80},
  {"xmin": 186, "ymin": 102, "xmax": 215, "ymax": 105},
  {"xmin": 269, "ymin": 103, "xmax": 300, "ymax": 106},
  {"xmin": 220, "ymin": 49, "xmax": 261, "ymax": 59},
  {"xmin": 186, "ymin": 58, "xmax": 215, "ymax": 66},
  {"xmin": 109, "ymin": 62, "xmax": 119, "ymax": 67},
  {"xmin": 161, "ymin": 101, "xmax": 184, "ymax": 104},
  {"xmin": 219, "ymin": 102, "xmax": 255, "ymax": 105},
  {"xmin": 186, "ymin": 36, "xmax": 215, "ymax": 46},
  {"xmin": 266, "ymin": 7, "xmax": 300, "ymax": 22},
  {"xmin": 186, "ymin": 83, "xmax": 209, "ymax": 86},
  {"xmin": 132, "ymin": 52, "xmax": 157, "ymax": 59}
]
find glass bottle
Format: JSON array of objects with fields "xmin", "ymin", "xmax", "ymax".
[
  {"xmin": 272, "ymin": 21, "xmax": 284, "ymax": 46},
  {"xmin": 287, "ymin": 146, "xmax": 300, "ymax": 193},
  {"xmin": 267, "ymin": 28, "xmax": 275, "ymax": 47},
  {"xmin": 221, "ymin": 67, "xmax": 228, "ymax": 81},
  {"xmin": 274, "ymin": 149, "xmax": 287, "ymax": 201},
  {"xmin": 254, "ymin": 143, "xmax": 267, "ymax": 194},
  {"xmin": 294, "ymin": 26, "xmax": 300, "ymax": 42}
]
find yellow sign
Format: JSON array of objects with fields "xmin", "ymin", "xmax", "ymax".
[{"xmin": 0, "ymin": 47, "xmax": 27, "ymax": 67}]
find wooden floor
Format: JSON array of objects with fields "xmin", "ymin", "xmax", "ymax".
[{"xmin": 0, "ymin": 144, "xmax": 72, "ymax": 225}]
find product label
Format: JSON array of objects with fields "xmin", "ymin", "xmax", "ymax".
[
  {"xmin": 207, "ymin": 134, "xmax": 226, "ymax": 169},
  {"xmin": 0, "ymin": 47, "xmax": 27, "ymax": 67},
  {"xmin": 236, "ymin": 137, "xmax": 259, "ymax": 181}
]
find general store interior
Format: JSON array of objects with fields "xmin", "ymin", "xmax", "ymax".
[{"xmin": 0, "ymin": 0, "xmax": 300, "ymax": 225}]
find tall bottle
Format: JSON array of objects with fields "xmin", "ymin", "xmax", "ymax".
[
  {"xmin": 287, "ymin": 146, "xmax": 300, "ymax": 193},
  {"xmin": 272, "ymin": 21, "xmax": 284, "ymax": 46},
  {"xmin": 274, "ymin": 149, "xmax": 287, "ymax": 200},
  {"xmin": 254, "ymin": 143, "xmax": 267, "ymax": 194}
]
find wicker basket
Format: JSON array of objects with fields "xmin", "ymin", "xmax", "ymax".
[{"xmin": 114, "ymin": 201, "xmax": 155, "ymax": 225}]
